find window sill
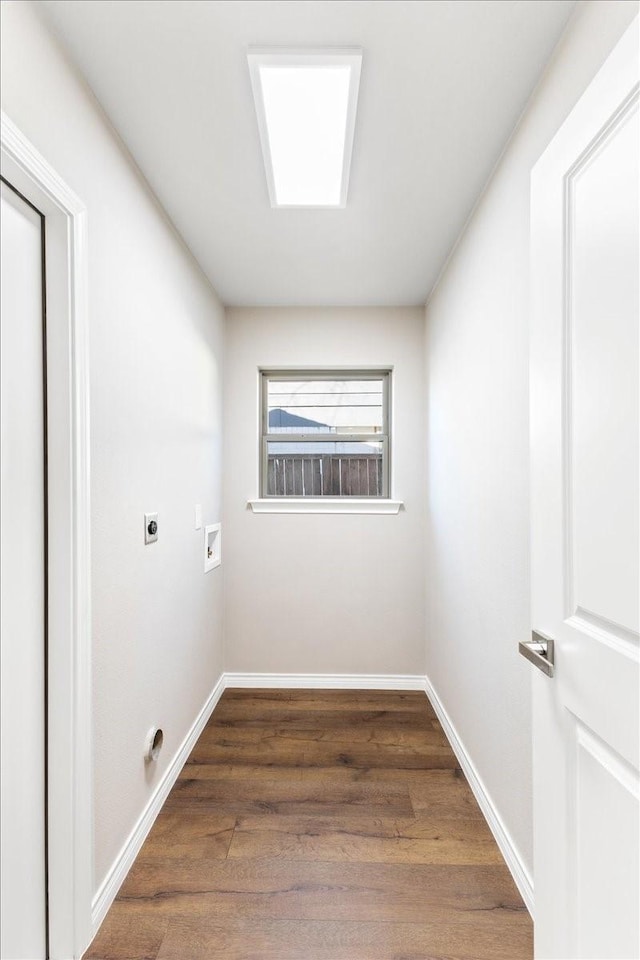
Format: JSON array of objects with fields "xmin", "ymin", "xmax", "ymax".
[{"xmin": 247, "ymin": 498, "xmax": 403, "ymax": 515}]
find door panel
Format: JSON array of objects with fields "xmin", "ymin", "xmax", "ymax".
[
  {"xmin": 530, "ymin": 20, "xmax": 639, "ymax": 960},
  {"xmin": 570, "ymin": 99, "xmax": 639, "ymax": 633},
  {"xmin": 572, "ymin": 720, "xmax": 639, "ymax": 960},
  {"xmin": 0, "ymin": 180, "xmax": 47, "ymax": 959}
]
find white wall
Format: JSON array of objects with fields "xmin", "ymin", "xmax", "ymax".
[
  {"xmin": 423, "ymin": 0, "xmax": 638, "ymax": 886},
  {"xmin": 1, "ymin": 0, "xmax": 225, "ymax": 900},
  {"xmin": 224, "ymin": 307, "xmax": 426, "ymax": 676}
]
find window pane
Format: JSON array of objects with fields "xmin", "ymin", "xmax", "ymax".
[
  {"xmin": 266, "ymin": 440, "xmax": 383, "ymax": 497},
  {"xmin": 267, "ymin": 379, "xmax": 383, "ymax": 434}
]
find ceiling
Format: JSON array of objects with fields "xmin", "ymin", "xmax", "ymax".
[{"xmin": 38, "ymin": 0, "xmax": 576, "ymax": 306}]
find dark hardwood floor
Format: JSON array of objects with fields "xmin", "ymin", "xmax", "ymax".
[{"xmin": 85, "ymin": 689, "xmax": 533, "ymax": 960}]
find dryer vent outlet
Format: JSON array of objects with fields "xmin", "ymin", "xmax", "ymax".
[{"xmin": 144, "ymin": 727, "xmax": 164, "ymax": 762}]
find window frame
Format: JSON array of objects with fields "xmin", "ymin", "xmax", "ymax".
[{"xmin": 260, "ymin": 368, "xmax": 391, "ymax": 499}]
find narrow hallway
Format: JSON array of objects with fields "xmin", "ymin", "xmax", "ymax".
[
  {"xmin": 1, "ymin": 3, "xmax": 638, "ymax": 958},
  {"xmin": 86, "ymin": 690, "xmax": 532, "ymax": 959}
]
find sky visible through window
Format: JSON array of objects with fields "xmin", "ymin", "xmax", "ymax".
[{"xmin": 267, "ymin": 379, "xmax": 383, "ymax": 434}]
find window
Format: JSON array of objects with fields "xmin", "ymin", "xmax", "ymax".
[{"xmin": 260, "ymin": 370, "xmax": 390, "ymax": 498}]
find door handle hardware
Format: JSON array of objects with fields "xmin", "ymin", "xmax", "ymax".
[{"xmin": 519, "ymin": 632, "xmax": 554, "ymax": 677}]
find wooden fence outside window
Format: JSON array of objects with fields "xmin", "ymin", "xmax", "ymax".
[{"xmin": 267, "ymin": 453, "xmax": 382, "ymax": 497}]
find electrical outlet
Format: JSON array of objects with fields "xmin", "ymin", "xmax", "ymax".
[{"xmin": 144, "ymin": 512, "xmax": 158, "ymax": 544}]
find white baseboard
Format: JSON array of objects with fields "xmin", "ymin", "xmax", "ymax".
[
  {"xmin": 223, "ymin": 672, "xmax": 426, "ymax": 690},
  {"xmin": 423, "ymin": 674, "xmax": 535, "ymax": 916},
  {"xmin": 91, "ymin": 672, "xmax": 226, "ymax": 933}
]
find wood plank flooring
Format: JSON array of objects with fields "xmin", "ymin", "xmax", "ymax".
[{"xmin": 84, "ymin": 689, "xmax": 532, "ymax": 960}]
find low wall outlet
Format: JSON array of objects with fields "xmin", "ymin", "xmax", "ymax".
[{"xmin": 204, "ymin": 522, "xmax": 221, "ymax": 572}]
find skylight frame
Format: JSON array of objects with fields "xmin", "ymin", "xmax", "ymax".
[{"xmin": 248, "ymin": 47, "xmax": 362, "ymax": 209}]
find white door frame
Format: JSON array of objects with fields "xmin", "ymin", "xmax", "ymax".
[{"xmin": 1, "ymin": 112, "xmax": 92, "ymax": 960}]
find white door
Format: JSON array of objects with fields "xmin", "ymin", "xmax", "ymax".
[
  {"xmin": 529, "ymin": 20, "xmax": 639, "ymax": 960},
  {"xmin": 0, "ymin": 180, "xmax": 48, "ymax": 958}
]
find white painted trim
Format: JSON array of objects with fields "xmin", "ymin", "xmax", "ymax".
[
  {"xmin": 248, "ymin": 498, "xmax": 403, "ymax": 515},
  {"xmin": 223, "ymin": 672, "xmax": 426, "ymax": 690},
  {"xmin": 1, "ymin": 112, "xmax": 92, "ymax": 960},
  {"xmin": 423, "ymin": 673, "xmax": 535, "ymax": 916},
  {"xmin": 91, "ymin": 672, "xmax": 226, "ymax": 935}
]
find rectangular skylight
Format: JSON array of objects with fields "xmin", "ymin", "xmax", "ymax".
[{"xmin": 248, "ymin": 49, "xmax": 362, "ymax": 208}]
